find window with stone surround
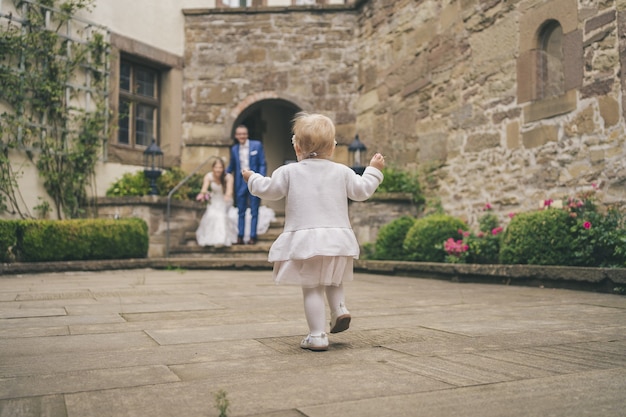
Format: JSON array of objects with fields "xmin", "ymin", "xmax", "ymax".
[
  {"xmin": 108, "ymin": 33, "xmax": 183, "ymax": 167},
  {"xmin": 537, "ymin": 20, "xmax": 564, "ymax": 100},
  {"xmin": 117, "ymin": 59, "xmax": 159, "ymax": 148},
  {"xmin": 517, "ymin": 0, "xmax": 582, "ymax": 123}
]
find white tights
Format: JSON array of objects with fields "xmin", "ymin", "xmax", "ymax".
[{"xmin": 302, "ymin": 284, "xmax": 345, "ymax": 336}]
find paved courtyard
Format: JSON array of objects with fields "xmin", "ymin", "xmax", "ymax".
[{"xmin": 0, "ymin": 268, "xmax": 625, "ymax": 417}]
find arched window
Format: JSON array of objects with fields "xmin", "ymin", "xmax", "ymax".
[{"xmin": 537, "ymin": 20, "xmax": 564, "ymax": 99}]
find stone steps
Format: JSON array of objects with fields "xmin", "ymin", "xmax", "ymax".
[{"xmin": 168, "ymin": 215, "xmax": 284, "ymax": 259}]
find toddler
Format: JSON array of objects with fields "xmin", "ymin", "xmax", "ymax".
[{"xmin": 242, "ymin": 112, "xmax": 384, "ymax": 351}]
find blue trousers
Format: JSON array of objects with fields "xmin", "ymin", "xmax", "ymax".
[{"xmin": 235, "ymin": 192, "xmax": 260, "ymax": 239}]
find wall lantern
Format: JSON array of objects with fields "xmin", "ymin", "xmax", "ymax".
[
  {"xmin": 348, "ymin": 134, "xmax": 367, "ymax": 175},
  {"xmin": 143, "ymin": 138, "xmax": 163, "ymax": 196}
]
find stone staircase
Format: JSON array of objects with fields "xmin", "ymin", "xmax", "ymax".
[{"xmin": 167, "ymin": 212, "xmax": 284, "ymax": 260}]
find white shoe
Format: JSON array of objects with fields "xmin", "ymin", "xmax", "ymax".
[
  {"xmin": 330, "ymin": 303, "xmax": 351, "ymax": 334},
  {"xmin": 300, "ymin": 333, "xmax": 329, "ymax": 351}
]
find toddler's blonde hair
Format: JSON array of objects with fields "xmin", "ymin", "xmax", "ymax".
[{"xmin": 292, "ymin": 112, "xmax": 336, "ymax": 159}]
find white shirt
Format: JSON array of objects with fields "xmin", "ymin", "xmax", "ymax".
[
  {"xmin": 247, "ymin": 159, "xmax": 383, "ymax": 262},
  {"xmin": 238, "ymin": 140, "xmax": 250, "ymax": 171}
]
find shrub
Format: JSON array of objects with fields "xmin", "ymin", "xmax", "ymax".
[
  {"xmin": 106, "ymin": 167, "xmax": 203, "ymax": 200},
  {"xmin": 16, "ymin": 218, "xmax": 148, "ymax": 262},
  {"xmin": 565, "ymin": 194, "xmax": 626, "ymax": 267},
  {"xmin": 465, "ymin": 212, "xmax": 503, "ymax": 264},
  {"xmin": 371, "ymin": 216, "xmax": 415, "ymax": 260},
  {"xmin": 0, "ymin": 220, "xmax": 19, "ymax": 262},
  {"xmin": 499, "ymin": 209, "xmax": 574, "ymax": 265},
  {"xmin": 376, "ymin": 166, "xmax": 425, "ymax": 205},
  {"xmin": 403, "ymin": 214, "xmax": 467, "ymax": 262}
]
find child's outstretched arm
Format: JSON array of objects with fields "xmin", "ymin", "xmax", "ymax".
[
  {"xmin": 241, "ymin": 169, "xmax": 254, "ymax": 183},
  {"xmin": 370, "ymin": 153, "xmax": 385, "ymax": 171}
]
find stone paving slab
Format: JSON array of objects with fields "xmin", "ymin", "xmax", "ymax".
[{"xmin": 0, "ymin": 269, "xmax": 624, "ymax": 417}]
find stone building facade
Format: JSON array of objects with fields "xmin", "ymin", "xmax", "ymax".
[{"xmin": 183, "ymin": 0, "xmax": 625, "ymax": 226}]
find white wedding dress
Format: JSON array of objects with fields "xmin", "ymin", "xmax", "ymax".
[{"xmin": 196, "ymin": 175, "xmax": 276, "ymax": 246}]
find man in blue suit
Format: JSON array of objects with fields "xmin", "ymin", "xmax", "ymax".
[{"xmin": 227, "ymin": 124, "xmax": 267, "ymax": 244}]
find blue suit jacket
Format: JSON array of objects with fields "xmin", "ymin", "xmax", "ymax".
[{"xmin": 227, "ymin": 139, "xmax": 267, "ymax": 198}]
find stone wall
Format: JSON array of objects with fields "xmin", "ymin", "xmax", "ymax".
[
  {"xmin": 183, "ymin": 6, "xmax": 360, "ymax": 148},
  {"xmin": 183, "ymin": 0, "xmax": 626, "ymax": 230},
  {"xmin": 355, "ymin": 0, "xmax": 626, "ymax": 226},
  {"xmin": 91, "ymin": 197, "xmax": 205, "ymax": 258}
]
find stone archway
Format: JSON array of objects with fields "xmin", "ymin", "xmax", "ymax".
[{"xmin": 231, "ymin": 98, "xmax": 301, "ymax": 212}]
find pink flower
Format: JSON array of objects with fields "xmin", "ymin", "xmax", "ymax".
[
  {"xmin": 591, "ymin": 183, "xmax": 598, "ymax": 190},
  {"xmin": 463, "ymin": 231, "xmax": 470, "ymax": 237},
  {"xmin": 477, "ymin": 232, "xmax": 484, "ymax": 238},
  {"xmin": 544, "ymin": 199, "xmax": 553, "ymax": 208},
  {"xmin": 583, "ymin": 221, "xmax": 591, "ymax": 230},
  {"xmin": 458, "ymin": 229, "xmax": 464, "ymax": 235},
  {"xmin": 484, "ymin": 203, "xmax": 492, "ymax": 211},
  {"xmin": 508, "ymin": 212, "xmax": 516, "ymax": 219},
  {"xmin": 491, "ymin": 226, "xmax": 503, "ymax": 236}
]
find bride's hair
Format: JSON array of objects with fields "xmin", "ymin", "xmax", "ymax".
[{"xmin": 212, "ymin": 157, "xmax": 227, "ymax": 188}]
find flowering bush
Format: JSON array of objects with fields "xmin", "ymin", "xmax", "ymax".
[
  {"xmin": 565, "ymin": 191, "xmax": 626, "ymax": 267},
  {"xmin": 443, "ymin": 205, "xmax": 503, "ymax": 264}
]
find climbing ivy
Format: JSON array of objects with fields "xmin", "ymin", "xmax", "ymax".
[{"xmin": 0, "ymin": 0, "xmax": 109, "ymax": 218}]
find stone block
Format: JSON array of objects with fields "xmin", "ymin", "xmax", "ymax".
[
  {"xmin": 598, "ymin": 95, "xmax": 620, "ymax": 127},
  {"xmin": 522, "ymin": 125, "xmax": 558, "ymax": 149},
  {"xmin": 519, "ymin": 0, "xmax": 579, "ymax": 51},
  {"xmin": 517, "ymin": 50, "xmax": 539, "ymax": 104},
  {"xmin": 418, "ymin": 132, "xmax": 448, "ymax": 163},
  {"xmin": 524, "ymin": 89, "xmax": 577, "ymax": 123},
  {"xmin": 465, "ymin": 132, "xmax": 501, "ymax": 153},
  {"xmin": 585, "ymin": 10, "xmax": 616, "ymax": 34},
  {"xmin": 506, "ymin": 121, "xmax": 521, "ymax": 149}
]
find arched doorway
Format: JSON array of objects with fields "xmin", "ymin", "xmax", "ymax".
[{"xmin": 231, "ymin": 98, "xmax": 301, "ymax": 212}]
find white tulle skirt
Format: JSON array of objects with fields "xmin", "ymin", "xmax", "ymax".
[{"xmin": 273, "ymin": 256, "xmax": 353, "ymax": 288}]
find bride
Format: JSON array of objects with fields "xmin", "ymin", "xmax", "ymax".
[{"xmin": 196, "ymin": 158, "xmax": 274, "ymax": 247}]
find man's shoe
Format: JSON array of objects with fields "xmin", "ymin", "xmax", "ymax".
[
  {"xmin": 247, "ymin": 237, "xmax": 257, "ymax": 245},
  {"xmin": 300, "ymin": 333, "xmax": 329, "ymax": 351},
  {"xmin": 235, "ymin": 237, "xmax": 244, "ymax": 245},
  {"xmin": 330, "ymin": 303, "xmax": 351, "ymax": 334}
]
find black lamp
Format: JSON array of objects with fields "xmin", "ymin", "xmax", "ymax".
[
  {"xmin": 348, "ymin": 134, "xmax": 367, "ymax": 175},
  {"xmin": 143, "ymin": 138, "xmax": 163, "ymax": 195}
]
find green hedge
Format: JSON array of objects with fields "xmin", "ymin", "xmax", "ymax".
[
  {"xmin": 0, "ymin": 218, "xmax": 148, "ymax": 262},
  {"xmin": 0, "ymin": 220, "xmax": 19, "ymax": 262},
  {"xmin": 371, "ymin": 216, "xmax": 415, "ymax": 260},
  {"xmin": 499, "ymin": 209, "xmax": 574, "ymax": 266},
  {"xmin": 403, "ymin": 214, "xmax": 467, "ymax": 262}
]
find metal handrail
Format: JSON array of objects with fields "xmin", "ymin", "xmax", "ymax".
[{"xmin": 165, "ymin": 156, "xmax": 218, "ymax": 258}]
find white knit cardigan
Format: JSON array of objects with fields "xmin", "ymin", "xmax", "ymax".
[{"xmin": 247, "ymin": 159, "xmax": 383, "ymax": 262}]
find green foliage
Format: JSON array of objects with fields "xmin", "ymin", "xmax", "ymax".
[
  {"xmin": 403, "ymin": 214, "xmax": 467, "ymax": 262},
  {"xmin": 499, "ymin": 209, "xmax": 574, "ymax": 265},
  {"xmin": 106, "ymin": 168, "xmax": 204, "ymax": 200},
  {"xmin": 0, "ymin": 220, "xmax": 18, "ymax": 262},
  {"xmin": 106, "ymin": 172, "xmax": 150, "ymax": 197},
  {"xmin": 0, "ymin": 0, "xmax": 109, "ymax": 218},
  {"xmin": 9, "ymin": 218, "xmax": 148, "ymax": 262},
  {"xmin": 375, "ymin": 166, "xmax": 424, "ymax": 205},
  {"xmin": 564, "ymin": 194, "xmax": 626, "ymax": 267},
  {"xmin": 370, "ymin": 216, "xmax": 415, "ymax": 260},
  {"xmin": 214, "ymin": 389, "xmax": 230, "ymax": 417},
  {"xmin": 444, "ymin": 212, "xmax": 503, "ymax": 265}
]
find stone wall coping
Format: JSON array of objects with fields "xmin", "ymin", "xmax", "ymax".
[
  {"xmin": 93, "ymin": 196, "xmax": 204, "ymax": 211},
  {"xmin": 2, "ymin": 258, "xmax": 623, "ymax": 294}
]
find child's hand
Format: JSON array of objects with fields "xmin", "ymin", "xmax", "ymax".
[
  {"xmin": 241, "ymin": 169, "xmax": 254, "ymax": 183},
  {"xmin": 369, "ymin": 153, "xmax": 385, "ymax": 171}
]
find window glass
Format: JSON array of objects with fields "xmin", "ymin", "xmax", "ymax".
[
  {"xmin": 117, "ymin": 99, "xmax": 130, "ymax": 144},
  {"xmin": 135, "ymin": 103, "xmax": 155, "ymax": 147},
  {"xmin": 118, "ymin": 59, "xmax": 159, "ymax": 148},
  {"xmin": 135, "ymin": 66, "xmax": 156, "ymax": 97},
  {"xmin": 119, "ymin": 61, "xmax": 131, "ymax": 92}
]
